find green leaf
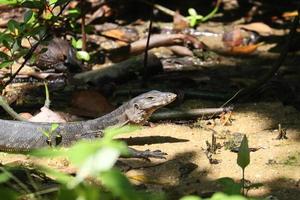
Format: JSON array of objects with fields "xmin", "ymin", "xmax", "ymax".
[
  {"xmin": 76, "ymin": 50, "xmax": 90, "ymax": 61},
  {"xmin": 0, "ymin": 33, "xmax": 14, "ymax": 44},
  {"xmin": 48, "ymin": 0, "xmax": 57, "ymax": 5},
  {"xmin": 0, "ymin": 0, "xmax": 19, "ymax": 5},
  {"xmin": 67, "ymin": 8, "xmax": 81, "ymax": 17},
  {"xmin": 67, "ymin": 140, "xmax": 128, "ymax": 166},
  {"xmin": 0, "ymin": 173, "xmax": 10, "ymax": 183},
  {"xmin": 39, "ymin": 166, "xmax": 74, "ymax": 185},
  {"xmin": 100, "ymin": 169, "xmax": 138, "ymax": 200},
  {"xmin": 24, "ymin": 10, "xmax": 33, "ymax": 23},
  {"xmin": 190, "ymin": 18, "xmax": 197, "ymax": 27},
  {"xmin": 57, "ymin": 187, "xmax": 77, "ymax": 200},
  {"xmin": 180, "ymin": 196, "xmax": 202, "ymax": 200},
  {"xmin": 188, "ymin": 8, "xmax": 197, "ymax": 16},
  {"xmin": 75, "ymin": 39, "xmax": 83, "ymax": 49},
  {"xmin": 217, "ymin": 177, "xmax": 242, "ymax": 195},
  {"xmin": 54, "ymin": 0, "xmax": 70, "ymax": 6},
  {"xmin": 0, "ymin": 186, "xmax": 17, "ymax": 200},
  {"xmin": 21, "ymin": 1, "xmax": 44, "ymax": 9},
  {"xmin": 28, "ymin": 147, "xmax": 66, "ymax": 158},
  {"xmin": 209, "ymin": 192, "xmax": 248, "ymax": 200},
  {"xmin": 71, "ymin": 38, "xmax": 83, "ymax": 49},
  {"xmin": 237, "ymin": 135, "xmax": 250, "ymax": 170},
  {"xmin": 104, "ymin": 125, "xmax": 141, "ymax": 140},
  {"xmin": 41, "ymin": 130, "xmax": 50, "ymax": 138},
  {"xmin": 0, "ymin": 52, "xmax": 10, "ymax": 60},
  {"xmin": 69, "ymin": 147, "xmax": 121, "ymax": 188},
  {"xmin": 71, "ymin": 37, "xmax": 77, "ymax": 48},
  {"xmin": 7, "ymin": 20, "xmax": 19, "ymax": 34},
  {"xmin": 51, "ymin": 123, "xmax": 59, "ymax": 132},
  {"xmin": 66, "ymin": 141, "xmax": 103, "ymax": 166},
  {"xmin": 0, "ymin": 60, "xmax": 13, "ymax": 68}
]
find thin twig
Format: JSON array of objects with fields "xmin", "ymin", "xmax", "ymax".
[{"xmin": 142, "ymin": 0, "xmax": 154, "ymax": 83}]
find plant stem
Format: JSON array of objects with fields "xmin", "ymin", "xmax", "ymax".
[
  {"xmin": 202, "ymin": 0, "xmax": 221, "ymax": 22},
  {"xmin": 0, "ymin": 96, "xmax": 26, "ymax": 121},
  {"xmin": 242, "ymin": 169, "xmax": 245, "ymax": 195}
]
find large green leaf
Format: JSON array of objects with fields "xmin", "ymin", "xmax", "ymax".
[
  {"xmin": 104, "ymin": 125, "xmax": 141, "ymax": 140},
  {"xmin": 180, "ymin": 196, "xmax": 202, "ymax": 200},
  {"xmin": 100, "ymin": 169, "xmax": 139, "ymax": 200},
  {"xmin": 0, "ymin": 172, "xmax": 10, "ymax": 183},
  {"xmin": 69, "ymin": 147, "xmax": 121, "ymax": 188}
]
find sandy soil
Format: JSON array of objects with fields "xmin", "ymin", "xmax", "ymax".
[
  {"xmin": 120, "ymin": 101, "xmax": 300, "ymax": 200},
  {"xmin": 1, "ymin": 101, "xmax": 299, "ymax": 199}
]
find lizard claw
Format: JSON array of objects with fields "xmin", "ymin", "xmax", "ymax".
[{"xmin": 128, "ymin": 148, "xmax": 167, "ymax": 161}]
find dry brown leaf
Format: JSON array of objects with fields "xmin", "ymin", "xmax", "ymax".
[
  {"xmin": 173, "ymin": 10, "xmax": 189, "ymax": 31},
  {"xmin": 71, "ymin": 90, "xmax": 114, "ymax": 117},
  {"xmin": 101, "ymin": 27, "xmax": 139, "ymax": 43},
  {"xmin": 237, "ymin": 22, "xmax": 273, "ymax": 36}
]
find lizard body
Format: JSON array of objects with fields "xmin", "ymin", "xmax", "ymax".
[{"xmin": 0, "ymin": 90, "xmax": 176, "ymax": 152}]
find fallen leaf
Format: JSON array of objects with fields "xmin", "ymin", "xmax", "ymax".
[
  {"xmin": 29, "ymin": 106, "xmax": 67, "ymax": 123},
  {"xmin": 101, "ymin": 27, "xmax": 139, "ymax": 43},
  {"xmin": 173, "ymin": 10, "xmax": 189, "ymax": 31},
  {"xmin": 229, "ymin": 44, "xmax": 260, "ymax": 55},
  {"xmin": 19, "ymin": 112, "xmax": 33, "ymax": 120},
  {"xmin": 237, "ymin": 22, "xmax": 273, "ymax": 36},
  {"xmin": 71, "ymin": 90, "xmax": 114, "ymax": 117}
]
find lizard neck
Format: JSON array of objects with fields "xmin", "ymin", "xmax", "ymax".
[{"xmin": 82, "ymin": 103, "xmax": 129, "ymax": 131}]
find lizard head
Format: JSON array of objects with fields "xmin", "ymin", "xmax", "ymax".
[{"xmin": 126, "ymin": 90, "xmax": 177, "ymax": 124}]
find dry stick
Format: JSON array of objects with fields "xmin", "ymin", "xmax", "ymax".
[
  {"xmin": 143, "ymin": 0, "xmax": 154, "ymax": 84},
  {"xmin": 151, "ymin": 106, "xmax": 233, "ymax": 121},
  {"xmin": 225, "ymin": 10, "xmax": 300, "ymax": 104},
  {"xmin": 4, "ymin": 1, "xmax": 71, "ymax": 87}
]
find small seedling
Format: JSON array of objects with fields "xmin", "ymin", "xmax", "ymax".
[
  {"xmin": 40, "ymin": 123, "xmax": 59, "ymax": 147},
  {"xmin": 186, "ymin": 0, "xmax": 221, "ymax": 27},
  {"xmin": 71, "ymin": 38, "xmax": 90, "ymax": 61},
  {"xmin": 237, "ymin": 135, "xmax": 250, "ymax": 195}
]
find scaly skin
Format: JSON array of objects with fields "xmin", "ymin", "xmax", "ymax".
[{"xmin": 0, "ymin": 91, "xmax": 176, "ymax": 152}]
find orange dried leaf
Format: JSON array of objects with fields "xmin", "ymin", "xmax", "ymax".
[
  {"xmin": 230, "ymin": 43, "xmax": 260, "ymax": 55},
  {"xmin": 173, "ymin": 10, "xmax": 189, "ymax": 31}
]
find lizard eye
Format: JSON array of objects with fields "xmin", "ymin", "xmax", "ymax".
[
  {"xmin": 147, "ymin": 96, "xmax": 155, "ymax": 100},
  {"xmin": 134, "ymin": 103, "xmax": 139, "ymax": 109}
]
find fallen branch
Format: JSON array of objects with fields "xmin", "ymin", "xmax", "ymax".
[
  {"xmin": 73, "ymin": 53, "xmax": 163, "ymax": 85},
  {"xmin": 108, "ymin": 34, "xmax": 203, "ymax": 61},
  {"xmin": 151, "ymin": 106, "xmax": 233, "ymax": 121}
]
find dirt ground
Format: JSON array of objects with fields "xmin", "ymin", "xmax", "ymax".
[
  {"xmin": 119, "ymin": 101, "xmax": 300, "ymax": 200},
  {"xmin": 1, "ymin": 100, "xmax": 299, "ymax": 199}
]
